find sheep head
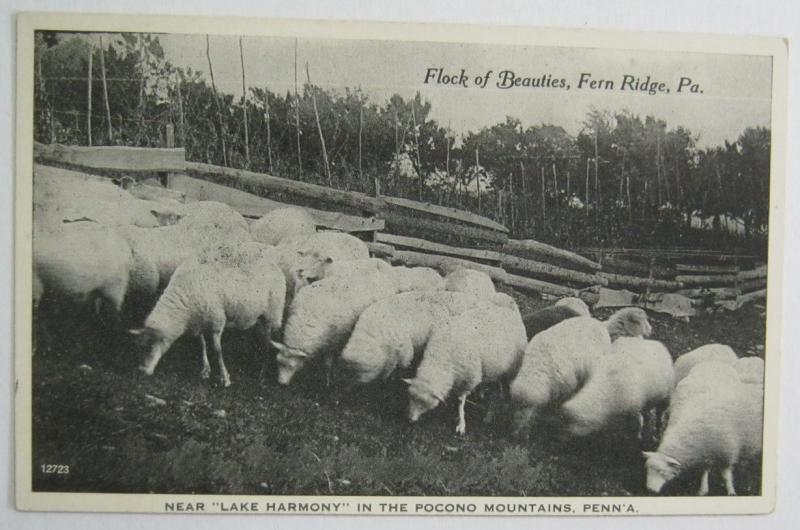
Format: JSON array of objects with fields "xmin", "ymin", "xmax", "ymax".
[
  {"xmin": 271, "ymin": 340, "xmax": 310, "ymax": 385},
  {"xmin": 642, "ymin": 451, "xmax": 682, "ymax": 493},
  {"xmin": 608, "ymin": 307, "xmax": 652, "ymax": 339},
  {"xmin": 128, "ymin": 327, "xmax": 168, "ymax": 376},
  {"xmin": 404, "ymin": 379, "xmax": 444, "ymax": 423}
]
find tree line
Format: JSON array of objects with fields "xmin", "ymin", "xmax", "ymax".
[{"xmin": 33, "ymin": 32, "xmax": 771, "ymax": 253}]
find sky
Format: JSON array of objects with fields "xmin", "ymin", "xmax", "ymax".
[{"xmin": 150, "ymin": 32, "xmax": 773, "ymax": 148}]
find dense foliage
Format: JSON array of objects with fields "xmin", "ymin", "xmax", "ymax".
[{"xmin": 33, "ymin": 32, "xmax": 770, "ymax": 252}]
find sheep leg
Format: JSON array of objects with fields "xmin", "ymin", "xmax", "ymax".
[
  {"xmin": 199, "ymin": 334, "xmax": 211, "ymax": 380},
  {"xmin": 635, "ymin": 412, "xmax": 644, "ymax": 441},
  {"xmin": 254, "ymin": 317, "xmax": 274, "ymax": 381},
  {"xmin": 721, "ymin": 467, "xmax": 737, "ymax": 496},
  {"xmin": 456, "ymin": 394, "xmax": 468, "ymax": 435},
  {"xmin": 323, "ymin": 354, "xmax": 334, "ymax": 388},
  {"xmin": 210, "ymin": 330, "xmax": 231, "ymax": 388},
  {"xmin": 510, "ymin": 407, "xmax": 535, "ymax": 442},
  {"xmin": 698, "ymin": 470, "xmax": 710, "ymax": 496}
]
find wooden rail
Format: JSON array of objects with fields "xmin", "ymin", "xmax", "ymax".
[
  {"xmin": 32, "ymin": 143, "xmax": 768, "ymax": 311},
  {"xmin": 34, "ymin": 142, "xmax": 186, "ymax": 173}
]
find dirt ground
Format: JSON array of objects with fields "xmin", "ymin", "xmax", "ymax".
[{"xmin": 30, "ymin": 289, "xmax": 767, "ymax": 496}]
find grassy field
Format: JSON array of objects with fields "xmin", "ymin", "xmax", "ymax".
[{"xmin": 30, "ymin": 287, "xmax": 766, "ymax": 496}]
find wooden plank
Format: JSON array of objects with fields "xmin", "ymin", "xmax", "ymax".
[
  {"xmin": 501, "ymin": 254, "xmax": 608, "ymax": 287},
  {"xmin": 738, "ymin": 288, "xmax": 767, "ymax": 304},
  {"xmin": 674, "ymin": 274, "xmax": 738, "ymax": 287},
  {"xmin": 185, "ymin": 161, "xmax": 384, "ymax": 215},
  {"xmin": 739, "ymin": 277, "xmax": 767, "ymax": 293},
  {"xmin": 598, "ymin": 254, "xmax": 672, "ymax": 279},
  {"xmin": 504, "ymin": 239, "xmax": 601, "ymax": 271},
  {"xmin": 383, "ymin": 196, "xmax": 508, "ymax": 233},
  {"xmin": 578, "ymin": 246, "xmax": 756, "ymax": 261},
  {"xmin": 171, "ymin": 174, "xmax": 384, "ymax": 233},
  {"xmin": 388, "ymin": 250, "xmax": 508, "ymax": 282},
  {"xmin": 185, "ymin": 161, "xmax": 508, "ymax": 247},
  {"xmin": 677, "ymin": 287, "xmax": 741, "ymax": 300},
  {"xmin": 383, "ymin": 211, "xmax": 508, "ymax": 248},
  {"xmin": 737, "ymin": 265, "xmax": 768, "ymax": 281},
  {"xmin": 502, "ymin": 273, "xmax": 579, "ymax": 298},
  {"xmin": 675, "ymin": 263, "xmax": 740, "ymax": 274},
  {"xmin": 597, "ymin": 271, "xmax": 683, "ymax": 290},
  {"xmin": 34, "ymin": 142, "xmax": 186, "ymax": 172},
  {"xmin": 366, "ymin": 242, "xmax": 395, "ymax": 258},
  {"xmin": 375, "ymin": 233, "xmax": 504, "ymax": 263}
]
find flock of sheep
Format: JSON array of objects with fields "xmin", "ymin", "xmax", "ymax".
[{"xmin": 32, "ymin": 166, "xmax": 764, "ymax": 496}]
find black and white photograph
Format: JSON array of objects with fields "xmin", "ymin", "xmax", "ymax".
[{"xmin": 13, "ymin": 12, "xmax": 787, "ymax": 515}]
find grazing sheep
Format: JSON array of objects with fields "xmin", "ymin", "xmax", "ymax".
[
  {"xmin": 340, "ymin": 290, "xmax": 506, "ymax": 384},
  {"xmin": 443, "ymin": 268, "xmax": 495, "ymax": 298},
  {"xmin": 120, "ymin": 214, "xmax": 253, "ymax": 317},
  {"xmin": 736, "ymin": 356, "xmax": 765, "ymax": 384},
  {"xmin": 405, "ymin": 299, "xmax": 527, "ymax": 435},
  {"xmin": 643, "ymin": 369, "xmax": 763, "ymax": 495},
  {"xmin": 250, "ymin": 207, "xmax": 318, "ymax": 246},
  {"xmin": 508, "ymin": 315, "xmax": 614, "ymax": 439},
  {"xmin": 560, "ymin": 337, "xmax": 674, "ymax": 439},
  {"xmin": 271, "ymin": 270, "xmax": 397, "ymax": 385},
  {"xmin": 387, "ymin": 266, "xmax": 445, "ymax": 293},
  {"xmin": 605, "ymin": 307, "xmax": 652, "ymax": 340},
  {"xmin": 673, "ymin": 344, "xmax": 738, "ymax": 384},
  {"xmin": 521, "ymin": 297, "xmax": 591, "ymax": 339},
  {"xmin": 33, "ymin": 220, "xmax": 133, "ymax": 316},
  {"xmin": 130, "ymin": 242, "xmax": 285, "ymax": 387},
  {"xmin": 281, "ymin": 231, "xmax": 370, "ymax": 292}
]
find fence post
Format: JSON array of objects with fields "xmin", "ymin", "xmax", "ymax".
[
  {"xmin": 161, "ymin": 122, "xmax": 176, "ymax": 187},
  {"xmin": 86, "ymin": 45, "xmax": 93, "ymax": 146}
]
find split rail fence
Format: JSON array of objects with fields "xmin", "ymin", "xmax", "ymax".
[{"xmin": 33, "ymin": 142, "xmax": 767, "ymax": 317}]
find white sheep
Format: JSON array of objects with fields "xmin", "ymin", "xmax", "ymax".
[
  {"xmin": 340, "ymin": 290, "xmax": 505, "ymax": 384},
  {"xmin": 33, "ymin": 220, "xmax": 133, "ymax": 317},
  {"xmin": 443, "ymin": 268, "xmax": 495, "ymax": 298},
  {"xmin": 605, "ymin": 307, "xmax": 652, "ymax": 340},
  {"xmin": 521, "ymin": 297, "xmax": 591, "ymax": 339},
  {"xmin": 280, "ymin": 231, "xmax": 370, "ymax": 292},
  {"xmin": 387, "ymin": 266, "xmax": 445, "ymax": 293},
  {"xmin": 130, "ymin": 242, "xmax": 285, "ymax": 387},
  {"xmin": 508, "ymin": 315, "xmax": 618, "ymax": 439},
  {"xmin": 643, "ymin": 369, "xmax": 763, "ymax": 495},
  {"xmin": 405, "ymin": 298, "xmax": 527, "ymax": 435},
  {"xmin": 250, "ymin": 207, "xmax": 318, "ymax": 246},
  {"xmin": 736, "ymin": 356, "xmax": 765, "ymax": 384},
  {"xmin": 271, "ymin": 269, "xmax": 397, "ymax": 385},
  {"xmin": 673, "ymin": 344, "xmax": 738, "ymax": 384},
  {"xmin": 34, "ymin": 168, "xmax": 181, "ymax": 228},
  {"xmin": 120, "ymin": 214, "xmax": 253, "ymax": 316},
  {"xmin": 170, "ymin": 200, "xmax": 249, "ymax": 232},
  {"xmin": 560, "ymin": 337, "xmax": 674, "ymax": 439},
  {"xmin": 315, "ymin": 258, "xmax": 393, "ymax": 281}
]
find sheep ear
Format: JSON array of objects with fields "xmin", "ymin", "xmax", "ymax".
[
  {"xmin": 400, "ymin": 378, "xmax": 414, "ymax": 385},
  {"xmin": 641, "ymin": 451, "xmax": 655, "ymax": 459},
  {"xmin": 127, "ymin": 328, "xmax": 145, "ymax": 336},
  {"xmin": 664, "ymin": 455, "xmax": 682, "ymax": 468},
  {"xmin": 290, "ymin": 349, "xmax": 310, "ymax": 359},
  {"xmin": 270, "ymin": 340, "xmax": 286, "ymax": 352}
]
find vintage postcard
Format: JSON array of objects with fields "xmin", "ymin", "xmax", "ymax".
[{"xmin": 15, "ymin": 12, "xmax": 786, "ymax": 515}]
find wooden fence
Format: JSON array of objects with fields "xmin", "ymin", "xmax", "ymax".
[{"xmin": 32, "ymin": 143, "xmax": 768, "ymax": 315}]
